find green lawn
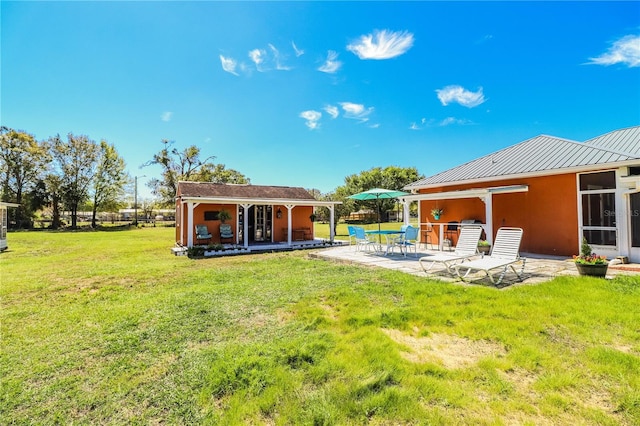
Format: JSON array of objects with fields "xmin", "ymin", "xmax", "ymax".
[{"xmin": 1, "ymin": 227, "xmax": 639, "ymax": 424}]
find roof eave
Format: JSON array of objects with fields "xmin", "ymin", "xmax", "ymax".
[{"xmin": 178, "ymin": 196, "xmax": 341, "ymax": 206}]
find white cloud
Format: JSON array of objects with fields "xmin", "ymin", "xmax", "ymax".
[
  {"xmin": 436, "ymin": 85, "xmax": 486, "ymax": 108},
  {"xmin": 299, "ymin": 110, "xmax": 322, "ymax": 130},
  {"xmin": 588, "ymin": 34, "xmax": 640, "ymax": 67},
  {"xmin": 161, "ymin": 111, "xmax": 173, "ymax": 122},
  {"xmin": 269, "ymin": 44, "xmax": 291, "ymax": 71},
  {"xmin": 248, "ymin": 45, "xmax": 291, "ymax": 72},
  {"xmin": 347, "ymin": 29, "xmax": 414, "ymax": 60},
  {"xmin": 340, "ymin": 102, "xmax": 374, "ymax": 122},
  {"xmin": 249, "ymin": 48, "xmax": 266, "ymax": 71},
  {"xmin": 292, "ymin": 41, "xmax": 304, "ymax": 57},
  {"xmin": 318, "ymin": 50, "xmax": 342, "ymax": 73},
  {"xmin": 324, "ymin": 105, "xmax": 339, "ymax": 119},
  {"xmin": 219, "ymin": 55, "xmax": 239, "ymax": 76},
  {"xmin": 410, "ymin": 117, "xmax": 472, "ymax": 129}
]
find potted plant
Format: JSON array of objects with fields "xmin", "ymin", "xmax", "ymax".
[
  {"xmin": 573, "ymin": 238, "xmax": 608, "ymax": 277},
  {"xmin": 218, "ymin": 209, "xmax": 231, "ymax": 223},
  {"xmin": 430, "ymin": 208, "xmax": 443, "ymax": 220},
  {"xmin": 477, "ymin": 239, "xmax": 491, "ymax": 255}
]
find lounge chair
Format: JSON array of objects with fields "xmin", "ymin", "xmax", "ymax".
[
  {"xmin": 195, "ymin": 224, "xmax": 212, "ymax": 244},
  {"xmin": 419, "ymin": 225, "xmax": 483, "ymax": 273},
  {"xmin": 454, "ymin": 227, "xmax": 526, "ymax": 286}
]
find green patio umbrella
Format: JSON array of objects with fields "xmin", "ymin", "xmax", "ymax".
[{"xmin": 348, "ymin": 188, "xmax": 409, "ymax": 241}]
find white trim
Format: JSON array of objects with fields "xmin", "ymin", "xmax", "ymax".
[{"xmin": 398, "ymin": 185, "xmax": 528, "ymax": 202}]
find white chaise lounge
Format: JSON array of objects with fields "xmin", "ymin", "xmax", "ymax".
[
  {"xmin": 419, "ymin": 225, "xmax": 483, "ymax": 274},
  {"xmin": 454, "ymin": 227, "xmax": 526, "ymax": 286}
]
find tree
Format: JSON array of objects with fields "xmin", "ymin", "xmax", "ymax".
[
  {"xmin": 0, "ymin": 127, "xmax": 51, "ymax": 228},
  {"xmin": 50, "ymin": 133, "xmax": 100, "ymax": 228},
  {"xmin": 144, "ymin": 140, "xmax": 250, "ymax": 204},
  {"xmin": 90, "ymin": 140, "xmax": 128, "ymax": 227},
  {"xmin": 334, "ymin": 166, "xmax": 424, "ymax": 222}
]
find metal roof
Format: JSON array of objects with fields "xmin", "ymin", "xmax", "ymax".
[
  {"xmin": 405, "ymin": 126, "xmax": 640, "ymax": 190},
  {"xmin": 584, "ymin": 126, "xmax": 640, "ymax": 156},
  {"xmin": 177, "ymin": 182, "xmax": 316, "ymax": 201},
  {"xmin": 176, "ymin": 181, "xmax": 341, "ymax": 207}
]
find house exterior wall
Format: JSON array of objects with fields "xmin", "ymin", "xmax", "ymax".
[{"xmin": 419, "ymin": 173, "xmax": 579, "ymax": 256}]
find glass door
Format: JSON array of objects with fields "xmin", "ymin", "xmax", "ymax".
[
  {"xmin": 630, "ymin": 192, "xmax": 640, "ymax": 262},
  {"xmin": 253, "ymin": 206, "xmax": 273, "ymax": 242}
]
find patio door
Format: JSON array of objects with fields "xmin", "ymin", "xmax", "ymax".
[
  {"xmin": 253, "ymin": 205, "xmax": 273, "ymax": 242},
  {"xmin": 630, "ymin": 192, "xmax": 640, "ymax": 262}
]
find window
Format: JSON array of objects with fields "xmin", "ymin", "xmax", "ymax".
[
  {"xmin": 579, "ymin": 171, "xmax": 617, "ymax": 247},
  {"xmin": 204, "ymin": 211, "xmax": 220, "ymax": 221}
]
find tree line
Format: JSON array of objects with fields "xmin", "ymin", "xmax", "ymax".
[{"xmin": 1, "ymin": 125, "xmax": 422, "ymax": 230}]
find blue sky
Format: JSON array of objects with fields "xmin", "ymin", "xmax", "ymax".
[{"xmin": 3, "ymin": 1, "xmax": 639, "ymax": 200}]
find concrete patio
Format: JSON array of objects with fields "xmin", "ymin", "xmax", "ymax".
[{"xmin": 310, "ymin": 243, "xmax": 640, "ymax": 288}]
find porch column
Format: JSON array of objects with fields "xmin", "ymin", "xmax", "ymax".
[
  {"xmin": 329, "ymin": 205, "xmax": 335, "ymax": 242},
  {"xmin": 285, "ymin": 204, "xmax": 295, "ymax": 245},
  {"xmin": 482, "ymin": 195, "xmax": 494, "ymax": 244},
  {"xmin": 240, "ymin": 203, "xmax": 252, "ymax": 249},
  {"xmin": 401, "ymin": 200, "xmax": 410, "ymax": 225},
  {"xmin": 187, "ymin": 202, "xmax": 200, "ymax": 247}
]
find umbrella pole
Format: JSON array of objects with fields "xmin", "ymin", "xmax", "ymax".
[{"xmin": 377, "ymin": 197, "xmax": 382, "ymax": 244}]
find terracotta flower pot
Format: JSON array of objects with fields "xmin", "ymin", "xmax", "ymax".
[{"xmin": 575, "ymin": 263, "xmax": 608, "ymax": 277}]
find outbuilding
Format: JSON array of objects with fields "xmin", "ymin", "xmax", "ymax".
[{"xmin": 175, "ymin": 182, "xmax": 341, "ymax": 249}]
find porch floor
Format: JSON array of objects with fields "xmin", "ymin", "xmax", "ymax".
[{"xmin": 172, "ymin": 239, "xmax": 347, "ymax": 256}]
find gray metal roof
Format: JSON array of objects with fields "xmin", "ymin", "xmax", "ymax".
[
  {"xmin": 584, "ymin": 126, "xmax": 640, "ymax": 156},
  {"xmin": 405, "ymin": 126, "xmax": 640, "ymax": 189}
]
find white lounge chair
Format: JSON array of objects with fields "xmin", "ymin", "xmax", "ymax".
[
  {"xmin": 419, "ymin": 225, "xmax": 483, "ymax": 273},
  {"xmin": 454, "ymin": 227, "xmax": 526, "ymax": 286}
]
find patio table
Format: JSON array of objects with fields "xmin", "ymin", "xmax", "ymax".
[{"xmin": 365, "ymin": 229, "xmax": 405, "ymax": 255}]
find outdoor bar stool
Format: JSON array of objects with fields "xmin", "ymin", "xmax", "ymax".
[
  {"xmin": 443, "ymin": 222, "xmax": 458, "ymax": 251},
  {"xmin": 421, "ymin": 222, "xmax": 434, "ymax": 250}
]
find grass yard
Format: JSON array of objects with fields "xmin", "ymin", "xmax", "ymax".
[{"xmin": 1, "ymin": 227, "xmax": 639, "ymax": 425}]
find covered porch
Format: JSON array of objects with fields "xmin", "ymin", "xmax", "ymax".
[{"xmin": 175, "ymin": 182, "xmax": 341, "ymax": 249}]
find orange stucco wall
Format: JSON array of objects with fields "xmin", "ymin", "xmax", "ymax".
[
  {"xmin": 419, "ymin": 173, "xmax": 579, "ymax": 256},
  {"xmin": 175, "ymin": 201, "xmax": 315, "ymax": 245}
]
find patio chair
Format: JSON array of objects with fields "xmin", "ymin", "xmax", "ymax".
[
  {"xmin": 453, "ymin": 227, "xmax": 526, "ymax": 286},
  {"xmin": 389, "ymin": 225, "xmax": 419, "ymax": 257},
  {"xmin": 219, "ymin": 223, "xmax": 234, "ymax": 244},
  {"xmin": 195, "ymin": 224, "xmax": 212, "ymax": 244},
  {"xmin": 419, "ymin": 225, "xmax": 483, "ymax": 274},
  {"xmin": 353, "ymin": 226, "xmax": 376, "ymax": 252},
  {"xmin": 347, "ymin": 225, "xmax": 358, "ymax": 246}
]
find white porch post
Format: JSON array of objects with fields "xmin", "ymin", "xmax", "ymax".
[
  {"xmin": 402, "ymin": 200, "xmax": 410, "ymax": 225},
  {"xmin": 329, "ymin": 205, "xmax": 335, "ymax": 242},
  {"xmin": 285, "ymin": 204, "xmax": 294, "ymax": 245},
  {"xmin": 187, "ymin": 202, "xmax": 200, "ymax": 247},
  {"xmin": 483, "ymin": 195, "xmax": 494, "ymax": 244},
  {"xmin": 240, "ymin": 203, "xmax": 252, "ymax": 249}
]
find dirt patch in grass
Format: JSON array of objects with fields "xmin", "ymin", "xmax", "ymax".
[{"xmin": 382, "ymin": 329, "xmax": 506, "ymax": 368}]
